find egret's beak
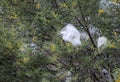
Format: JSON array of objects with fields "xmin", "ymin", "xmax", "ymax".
[{"xmin": 57, "ymin": 34, "xmax": 62, "ymax": 37}]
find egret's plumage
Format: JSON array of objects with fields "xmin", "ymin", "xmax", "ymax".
[
  {"xmin": 60, "ymin": 24, "xmax": 81, "ymax": 47},
  {"xmin": 80, "ymin": 24, "xmax": 100, "ymax": 41},
  {"xmin": 97, "ymin": 36, "xmax": 107, "ymax": 52}
]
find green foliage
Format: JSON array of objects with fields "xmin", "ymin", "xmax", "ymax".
[{"xmin": 0, "ymin": 0, "xmax": 120, "ymax": 82}]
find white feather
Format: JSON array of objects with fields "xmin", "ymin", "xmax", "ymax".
[
  {"xmin": 80, "ymin": 24, "xmax": 100, "ymax": 41},
  {"xmin": 97, "ymin": 36, "xmax": 107, "ymax": 52},
  {"xmin": 60, "ymin": 24, "xmax": 81, "ymax": 47},
  {"xmin": 65, "ymin": 71, "xmax": 72, "ymax": 82}
]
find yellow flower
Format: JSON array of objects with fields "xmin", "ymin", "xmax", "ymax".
[
  {"xmin": 17, "ymin": 41, "xmax": 22, "ymax": 47},
  {"xmin": 7, "ymin": 42, "xmax": 13, "ymax": 49},
  {"xmin": 10, "ymin": 14, "xmax": 18, "ymax": 19},
  {"xmin": 36, "ymin": 3, "xmax": 40, "ymax": 9},
  {"xmin": 32, "ymin": 36, "xmax": 37, "ymax": 42},
  {"xmin": 113, "ymin": 0, "xmax": 120, "ymax": 3},
  {"xmin": 50, "ymin": 43, "xmax": 56, "ymax": 51},
  {"xmin": 19, "ymin": 46, "xmax": 25, "ymax": 52},
  {"xmin": 115, "ymin": 73, "xmax": 120, "ymax": 82},
  {"xmin": 13, "ymin": 0, "xmax": 17, "ymax": 4},
  {"xmin": 11, "ymin": 32, "xmax": 15, "ymax": 36},
  {"xmin": 47, "ymin": 20, "xmax": 50, "ymax": 24},
  {"xmin": 98, "ymin": 9, "xmax": 104, "ymax": 14},
  {"xmin": 113, "ymin": 0, "xmax": 116, "ymax": 3},
  {"xmin": 49, "ymin": 56, "xmax": 57, "ymax": 62},
  {"xmin": 67, "ymin": 43, "xmax": 71, "ymax": 47},
  {"xmin": 11, "ymin": 28, "xmax": 16, "ymax": 36},
  {"xmin": 72, "ymin": 2, "xmax": 77, "ymax": 7},
  {"xmin": 51, "ymin": 11, "xmax": 58, "ymax": 18},
  {"xmin": 60, "ymin": 3, "xmax": 68, "ymax": 8},
  {"xmin": 116, "ymin": 79, "xmax": 120, "ymax": 82},
  {"xmin": 14, "ymin": 14, "xmax": 17, "ymax": 19},
  {"xmin": 109, "ymin": 44, "xmax": 116, "ymax": 48},
  {"xmin": 114, "ymin": 32, "xmax": 117, "ymax": 36},
  {"xmin": 22, "ymin": 57, "xmax": 30, "ymax": 63}
]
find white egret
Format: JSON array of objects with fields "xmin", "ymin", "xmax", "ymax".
[
  {"xmin": 60, "ymin": 24, "xmax": 81, "ymax": 47},
  {"xmin": 65, "ymin": 71, "xmax": 72, "ymax": 82},
  {"xmin": 80, "ymin": 32, "xmax": 89, "ymax": 41},
  {"xmin": 80, "ymin": 24, "xmax": 100, "ymax": 41},
  {"xmin": 97, "ymin": 36, "xmax": 108, "ymax": 52}
]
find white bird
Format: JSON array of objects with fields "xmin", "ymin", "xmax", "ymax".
[
  {"xmin": 80, "ymin": 32, "xmax": 89, "ymax": 41},
  {"xmin": 60, "ymin": 24, "xmax": 81, "ymax": 47},
  {"xmin": 65, "ymin": 71, "xmax": 72, "ymax": 82},
  {"xmin": 97, "ymin": 36, "xmax": 107, "ymax": 52},
  {"xmin": 80, "ymin": 24, "xmax": 100, "ymax": 41}
]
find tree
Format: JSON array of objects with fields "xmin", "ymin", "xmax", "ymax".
[{"xmin": 0, "ymin": 0, "xmax": 120, "ymax": 82}]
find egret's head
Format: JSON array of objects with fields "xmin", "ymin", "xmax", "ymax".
[
  {"xmin": 59, "ymin": 23, "xmax": 82, "ymax": 47},
  {"xmin": 58, "ymin": 31, "xmax": 66, "ymax": 38}
]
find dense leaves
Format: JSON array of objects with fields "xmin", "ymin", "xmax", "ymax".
[{"xmin": 0, "ymin": 0, "xmax": 120, "ymax": 82}]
